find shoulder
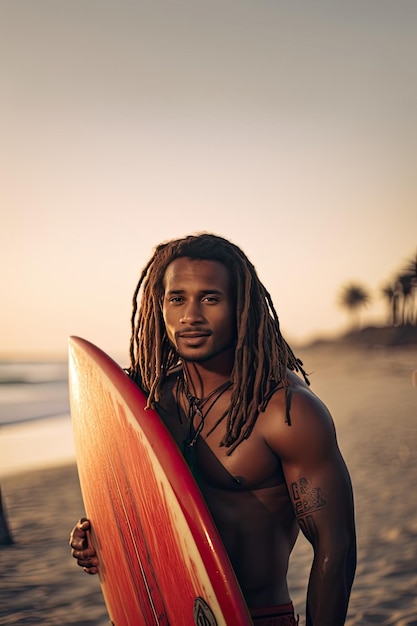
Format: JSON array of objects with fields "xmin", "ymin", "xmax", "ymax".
[{"xmin": 260, "ymin": 373, "xmax": 337, "ymax": 462}]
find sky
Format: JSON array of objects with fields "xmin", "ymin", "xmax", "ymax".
[{"xmin": 1, "ymin": 0, "xmax": 416, "ymax": 360}]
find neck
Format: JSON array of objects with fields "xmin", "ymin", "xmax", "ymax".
[{"xmin": 181, "ymin": 349, "xmax": 234, "ymax": 399}]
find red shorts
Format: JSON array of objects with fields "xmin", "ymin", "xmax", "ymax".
[{"xmin": 251, "ymin": 603, "xmax": 298, "ymax": 626}]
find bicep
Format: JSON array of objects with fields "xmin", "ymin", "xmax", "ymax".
[
  {"xmin": 285, "ymin": 453, "xmax": 354, "ymax": 548},
  {"xmin": 268, "ymin": 389, "xmax": 355, "ymax": 548}
]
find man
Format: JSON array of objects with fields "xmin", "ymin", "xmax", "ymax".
[{"xmin": 70, "ymin": 233, "xmax": 356, "ymax": 625}]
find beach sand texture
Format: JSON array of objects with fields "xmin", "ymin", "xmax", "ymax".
[{"xmin": 1, "ymin": 345, "xmax": 416, "ymax": 625}]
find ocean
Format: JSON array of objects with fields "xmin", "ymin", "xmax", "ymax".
[
  {"xmin": 0, "ymin": 361, "xmax": 70, "ymax": 426},
  {"xmin": 0, "ymin": 361, "xmax": 73, "ymax": 477}
]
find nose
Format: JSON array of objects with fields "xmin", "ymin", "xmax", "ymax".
[{"xmin": 180, "ymin": 300, "xmax": 205, "ymax": 324}]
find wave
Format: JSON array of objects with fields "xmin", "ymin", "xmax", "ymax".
[
  {"xmin": 0, "ymin": 361, "xmax": 68, "ymax": 385},
  {"xmin": 0, "ymin": 402, "xmax": 71, "ymax": 427},
  {"xmin": 0, "ymin": 361, "xmax": 70, "ymax": 426}
]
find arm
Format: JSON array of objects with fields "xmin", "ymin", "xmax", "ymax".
[
  {"xmin": 268, "ymin": 387, "xmax": 356, "ymax": 625},
  {"xmin": 69, "ymin": 518, "xmax": 99, "ymax": 575}
]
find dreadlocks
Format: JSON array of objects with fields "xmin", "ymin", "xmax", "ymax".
[{"xmin": 129, "ymin": 233, "xmax": 309, "ymax": 453}]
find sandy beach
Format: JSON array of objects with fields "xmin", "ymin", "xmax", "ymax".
[{"xmin": 1, "ymin": 344, "xmax": 416, "ymax": 625}]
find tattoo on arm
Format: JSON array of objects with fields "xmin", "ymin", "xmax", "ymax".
[
  {"xmin": 291, "ymin": 477, "xmax": 327, "ymax": 518},
  {"xmin": 291, "ymin": 478, "xmax": 327, "ymax": 544}
]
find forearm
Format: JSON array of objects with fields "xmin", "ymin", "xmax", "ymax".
[{"xmin": 305, "ymin": 545, "xmax": 356, "ymax": 626}]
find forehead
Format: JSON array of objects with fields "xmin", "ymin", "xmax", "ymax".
[{"xmin": 163, "ymin": 257, "xmax": 231, "ymax": 291}]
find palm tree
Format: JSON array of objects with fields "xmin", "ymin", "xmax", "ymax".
[
  {"xmin": 381, "ymin": 280, "xmax": 402, "ymax": 326},
  {"xmin": 404, "ymin": 251, "xmax": 417, "ymax": 278},
  {"xmin": 339, "ymin": 283, "xmax": 371, "ymax": 329},
  {"xmin": 397, "ymin": 273, "xmax": 415, "ymax": 326},
  {"xmin": 402, "ymin": 251, "xmax": 417, "ymax": 324},
  {"xmin": 381, "ymin": 283, "xmax": 398, "ymax": 326}
]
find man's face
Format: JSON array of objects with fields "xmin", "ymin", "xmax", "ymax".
[{"xmin": 162, "ymin": 257, "xmax": 236, "ymax": 364}]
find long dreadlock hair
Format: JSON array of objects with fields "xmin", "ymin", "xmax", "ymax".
[{"xmin": 129, "ymin": 233, "xmax": 309, "ymax": 453}]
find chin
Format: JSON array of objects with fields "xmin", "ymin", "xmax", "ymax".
[
  {"xmin": 177, "ymin": 347, "xmax": 218, "ymax": 363},
  {"xmin": 178, "ymin": 352, "xmax": 211, "ymax": 364}
]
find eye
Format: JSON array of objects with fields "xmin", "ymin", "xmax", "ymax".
[
  {"xmin": 202, "ymin": 295, "xmax": 219, "ymax": 303},
  {"xmin": 168, "ymin": 296, "xmax": 184, "ymax": 304}
]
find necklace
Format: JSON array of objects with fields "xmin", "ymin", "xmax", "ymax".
[{"xmin": 176, "ymin": 376, "xmax": 232, "ymax": 452}]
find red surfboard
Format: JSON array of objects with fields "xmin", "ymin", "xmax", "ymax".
[{"xmin": 69, "ymin": 336, "xmax": 252, "ymax": 626}]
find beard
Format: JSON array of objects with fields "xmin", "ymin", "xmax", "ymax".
[{"xmin": 175, "ymin": 338, "xmax": 237, "ymax": 365}]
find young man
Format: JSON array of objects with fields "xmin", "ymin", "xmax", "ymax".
[{"xmin": 70, "ymin": 233, "xmax": 356, "ymax": 625}]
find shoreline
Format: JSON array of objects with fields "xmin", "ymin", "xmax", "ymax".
[{"xmin": 0, "ymin": 414, "xmax": 75, "ymax": 479}]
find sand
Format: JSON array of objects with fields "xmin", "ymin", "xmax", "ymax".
[
  {"xmin": 1, "ymin": 344, "xmax": 417, "ymax": 625},
  {"xmin": 0, "ymin": 465, "xmax": 108, "ymax": 626}
]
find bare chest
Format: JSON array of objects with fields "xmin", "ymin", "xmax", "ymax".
[{"xmin": 157, "ymin": 381, "xmax": 286, "ymax": 492}]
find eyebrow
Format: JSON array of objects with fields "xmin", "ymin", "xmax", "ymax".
[{"xmin": 165, "ymin": 288, "xmax": 225, "ymax": 296}]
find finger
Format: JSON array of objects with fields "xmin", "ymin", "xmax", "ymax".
[
  {"xmin": 69, "ymin": 520, "xmax": 91, "ymax": 548},
  {"xmin": 70, "ymin": 536, "xmax": 88, "ymax": 550},
  {"xmin": 76, "ymin": 557, "xmax": 99, "ymax": 568},
  {"xmin": 78, "ymin": 518, "xmax": 90, "ymax": 529},
  {"xmin": 72, "ymin": 548, "xmax": 96, "ymax": 560}
]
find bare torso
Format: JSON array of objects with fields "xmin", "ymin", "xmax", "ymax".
[{"xmin": 157, "ymin": 370, "xmax": 306, "ymax": 609}]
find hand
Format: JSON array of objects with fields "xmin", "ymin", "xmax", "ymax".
[{"xmin": 69, "ymin": 518, "xmax": 99, "ymax": 575}]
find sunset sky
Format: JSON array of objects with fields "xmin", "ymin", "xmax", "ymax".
[{"xmin": 1, "ymin": 0, "xmax": 416, "ymax": 359}]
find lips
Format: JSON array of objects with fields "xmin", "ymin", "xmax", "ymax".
[
  {"xmin": 178, "ymin": 331, "xmax": 211, "ymax": 338},
  {"xmin": 176, "ymin": 331, "xmax": 212, "ymax": 346}
]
